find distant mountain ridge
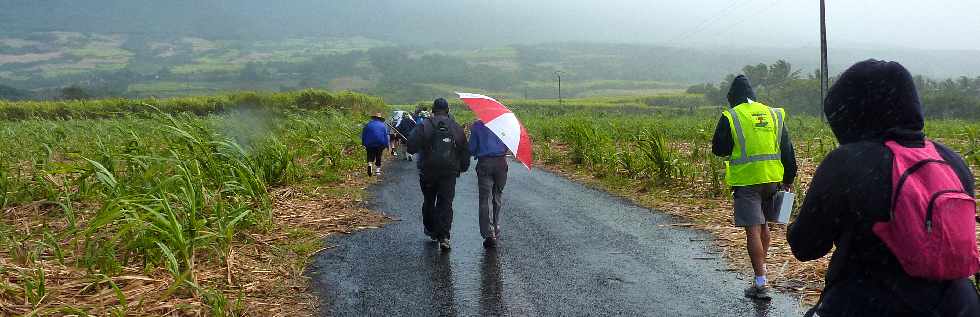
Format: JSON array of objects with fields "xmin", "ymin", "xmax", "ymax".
[{"xmin": 1, "ymin": 1, "xmax": 979, "ymax": 81}]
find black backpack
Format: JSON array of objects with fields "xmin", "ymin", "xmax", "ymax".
[{"xmin": 423, "ymin": 119, "xmax": 459, "ymax": 176}]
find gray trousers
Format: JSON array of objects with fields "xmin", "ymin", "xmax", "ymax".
[{"xmin": 476, "ymin": 156, "xmax": 508, "ymax": 239}]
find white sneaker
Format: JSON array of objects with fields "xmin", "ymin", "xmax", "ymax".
[{"xmin": 375, "ymin": 167, "xmax": 382, "ymax": 175}]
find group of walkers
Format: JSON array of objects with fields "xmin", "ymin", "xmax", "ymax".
[
  {"xmin": 361, "ymin": 59, "xmax": 980, "ymax": 316},
  {"xmin": 361, "ymin": 98, "xmax": 510, "ymax": 250}
]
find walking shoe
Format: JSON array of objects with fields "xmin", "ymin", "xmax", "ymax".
[
  {"xmin": 483, "ymin": 238, "xmax": 497, "ymax": 248},
  {"xmin": 374, "ymin": 166, "xmax": 382, "ymax": 176},
  {"xmin": 744, "ymin": 285, "xmax": 772, "ymax": 300},
  {"xmin": 438, "ymin": 239, "xmax": 451, "ymax": 250},
  {"xmin": 366, "ymin": 163, "xmax": 373, "ymax": 176}
]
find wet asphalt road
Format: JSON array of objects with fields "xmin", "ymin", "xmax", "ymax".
[{"xmin": 308, "ymin": 158, "xmax": 802, "ymax": 316}]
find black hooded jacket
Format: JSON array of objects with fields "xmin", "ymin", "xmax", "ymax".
[
  {"xmin": 711, "ymin": 75, "xmax": 798, "ymax": 185},
  {"xmin": 788, "ymin": 60, "xmax": 979, "ymax": 316}
]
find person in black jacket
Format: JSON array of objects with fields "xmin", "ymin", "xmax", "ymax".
[
  {"xmin": 408, "ymin": 98, "xmax": 471, "ymax": 251},
  {"xmin": 788, "ymin": 59, "xmax": 980, "ymax": 316},
  {"xmin": 712, "ymin": 75, "xmax": 798, "ymax": 300}
]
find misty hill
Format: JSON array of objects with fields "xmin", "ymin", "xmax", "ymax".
[
  {"xmin": 2, "ymin": 1, "xmax": 980, "ymax": 103},
  {"xmin": 3, "ymin": 0, "xmax": 979, "ymax": 77}
]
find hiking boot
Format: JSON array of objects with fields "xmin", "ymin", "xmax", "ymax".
[
  {"xmin": 744, "ymin": 285, "xmax": 772, "ymax": 300},
  {"xmin": 438, "ymin": 239, "xmax": 451, "ymax": 250},
  {"xmin": 483, "ymin": 238, "xmax": 497, "ymax": 248}
]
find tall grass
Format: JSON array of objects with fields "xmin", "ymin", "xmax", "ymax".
[
  {"xmin": 0, "ymin": 92, "xmax": 382, "ymax": 314},
  {"xmin": 0, "ymin": 89, "xmax": 385, "ymax": 121},
  {"xmin": 519, "ymin": 100, "xmax": 980, "ymax": 200}
]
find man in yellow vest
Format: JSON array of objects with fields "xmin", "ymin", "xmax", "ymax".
[{"xmin": 712, "ymin": 75, "xmax": 797, "ymax": 300}]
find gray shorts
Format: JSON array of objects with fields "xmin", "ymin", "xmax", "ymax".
[{"xmin": 732, "ymin": 183, "xmax": 779, "ymax": 227}]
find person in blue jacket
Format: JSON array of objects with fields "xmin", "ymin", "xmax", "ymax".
[
  {"xmin": 361, "ymin": 112, "xmax": 389, "ymax": 176},
  {"xmin": 468, "ymin": 120, "xmax": 509, "ymax": 248}
]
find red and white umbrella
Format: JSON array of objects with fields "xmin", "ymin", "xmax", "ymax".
[{"xmin": 456, "ymin": 92, "xmax": 533, "ymax": 170}]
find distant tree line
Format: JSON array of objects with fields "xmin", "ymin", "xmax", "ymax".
[{"xmin": 690, "ymin": 60, "xmax": 980, "ymax": 119}]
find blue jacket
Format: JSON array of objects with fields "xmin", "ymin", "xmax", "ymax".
[
  {"xmin": 361, "ymin": 118, "xmax": 389, "ymax": 148},
  {"xmin": 468, "ymin": 120, "xmax": 508, "ymax": 158}
]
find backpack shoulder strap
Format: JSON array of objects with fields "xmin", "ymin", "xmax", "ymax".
[{"xmin": 886, "ymin": 139, "xmax": 956, "ymax": 212}]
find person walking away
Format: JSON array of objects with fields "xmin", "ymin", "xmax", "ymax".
[
  {"xmin": 711, "ymin": 75, "xmax": 797, "ymax": 300},
  {"xmin": 408, "ymin": 98, "xmax": 470, "ymax": 250},
  {"xmin": 788, "ymin": 59, "xmax": 980, "ymax": 317},
  {"xmin": 396, "ymin": 112, "xmax": 417, "ymax": 161},
  {"xmin": 468, "ymin": 119, "xmax": 509, "ymax": 248},
  {"xmin": 388, "ymin": 113, "xmax": 400, "ymax": 158},
  {"xmin": 361, "ymin": 112, "xmax": 389, "ymax": 176}
]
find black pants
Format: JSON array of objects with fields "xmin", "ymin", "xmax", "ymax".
[
  {"xmin": 366, "ymin": 146, "xmax": 385, "ymax": 167},
  {"xmin": 421, "ymin": 175, "xmax": 457, "ymax": 240}
]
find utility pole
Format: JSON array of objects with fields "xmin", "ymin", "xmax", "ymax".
[
  {"xmin": 555, "ymin": 71, "xmax": 563, "ymax": 106},
  {"xmin": 820, "ymin": 0, "xmax": 829, "ymax": 102}
]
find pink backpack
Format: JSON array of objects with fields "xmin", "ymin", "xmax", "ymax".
[{"xmin": 873, "ymin": 140, "xmax": 980, "ymax": 280}]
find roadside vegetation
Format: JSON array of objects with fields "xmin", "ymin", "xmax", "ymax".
[
  {"xmin": 0, "ymin": 90, "xmax": 387, "ymax": 315},
  {"xmin": 690, "ymin": 60, "xmax": 980, "ymax": 118}
]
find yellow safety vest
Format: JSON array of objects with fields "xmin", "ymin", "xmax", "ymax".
[{"xmin": 721, "ymin": 102, "xmax": 786, "ymax": 186}]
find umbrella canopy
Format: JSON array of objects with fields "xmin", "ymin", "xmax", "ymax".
[
  {"xmin": 456, "ymin": 92, "xmax": 533, "ymax": 170},
  {"xmin": 392, "ymin": 110, "xmax": 414, "ymax": 126}
]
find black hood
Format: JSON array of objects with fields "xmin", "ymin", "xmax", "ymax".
[
  {"xmin": 727, "ymin": 75, "xmax": 757, "ymax": 107},
  {"xmin": 824, "ymin": 59, "xmax": 924, "ymax": 145}
]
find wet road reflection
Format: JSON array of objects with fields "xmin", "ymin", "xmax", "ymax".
[
  {"xmin": 753, "ymin": 299, "xmax": 773, "ymax": 317},
  {"xmin": 424, "ymin": 243, "xmax": 457, "ymax": 316},
  {"xmin": 480, "ymin": 249, "xmax": 505, "ymax": 316}
]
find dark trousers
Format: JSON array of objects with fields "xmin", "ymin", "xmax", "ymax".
[
  {"xmin": 476, "ymin": 157, "xmax": 508, "ymax": 239},
  {"xmin": 421, "ymin": 175, "xmax": 457, "ymax": 240},
  {"xmin": 809, "ymin": 278, "xmax": 980, "ymax": 317},
  {"xmin": 366, "ymin": 146, "xmax": 385, "ymax": 167}
]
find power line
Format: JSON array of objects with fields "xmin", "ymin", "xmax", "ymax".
[
  {"xmin": 698, "ymin": 0, "xmax": 785, "ymax": 44},
  {"xmin": 662, "ymin": 0, "xmax": 756, "ymax": 47}
]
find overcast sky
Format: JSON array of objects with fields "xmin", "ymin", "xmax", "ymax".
[
  {"xmin": 3, "ymin": 0, "xmax": 979, "ymax": 51},
  {"xmin": 389, "ymin": 0, "xmax": 980, "ymax": 50}
]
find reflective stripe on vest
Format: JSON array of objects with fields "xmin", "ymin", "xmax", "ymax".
[{"xmin": 725, "ymin": 106, "xmax": 784, "ymax": 166}]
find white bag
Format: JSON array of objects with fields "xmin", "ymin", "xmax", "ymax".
[{"xmin": 773, "ymin": 191, "xmax": 796, "ymax": 224}]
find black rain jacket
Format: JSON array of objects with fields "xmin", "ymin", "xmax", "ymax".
[
  {"xmin": 407, "ymin": 114, "xmax": 470, "ymax": 178},
  {"xmin": 788, "ymin": 60, "xmax": 980, "ymax": 317}
]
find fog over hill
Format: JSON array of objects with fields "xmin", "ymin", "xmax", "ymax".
[
  {"xmin": 3, "ymin": 0, "xmax": 979, "ymax": 49},
  {"xmin": 1, "ymin": 0, "xmax": 978, "ymax": 83}
]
